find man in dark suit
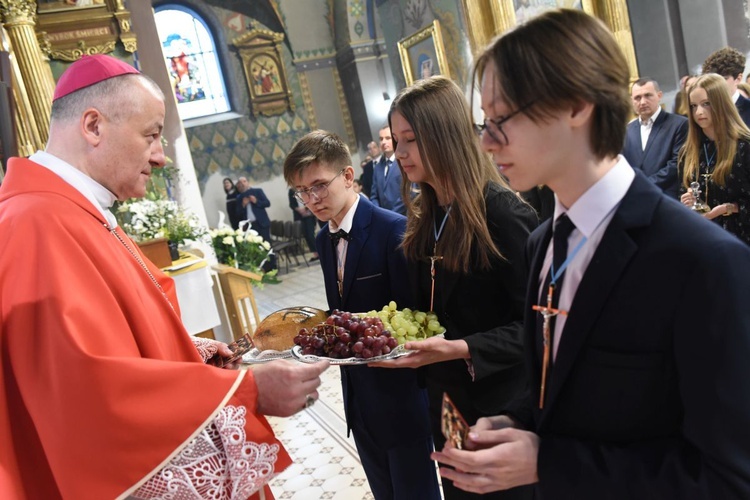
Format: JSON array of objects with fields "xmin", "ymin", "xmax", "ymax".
[
  {"xmin": 703, "ymin": 46, "xmax": 750, "ymax": 126},
  {"xmin": 434, "ymin": 10, "xmax": 750, "ymax": 498},
  {"xmin": 622, "ymin": 77, "xmax": 688, "ymax": 199},
  {"xmin": 235, "ymin": 176, "xmax": 271, "ymax": 243},
  {"xmin": 283, "ymin": 130, "xmax": 441, "ymax": 500},
  {"xmin": 370, "ymin": 125, "xmax": 406, "ymax": 215},
  {"xmin": 359, "ymin": 140, "xmax": 379, "ymax": 197}
]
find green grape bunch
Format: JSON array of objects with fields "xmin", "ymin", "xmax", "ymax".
[{"xmin": 361, "ymin": 301, "xmax": 446, "ymax": 346}]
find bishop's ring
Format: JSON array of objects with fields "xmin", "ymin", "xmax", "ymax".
[{"xmin": 303, "ymin": 394, "xmax": 316, "ymax": 409}]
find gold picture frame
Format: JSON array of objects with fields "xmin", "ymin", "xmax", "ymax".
[
  {"xmin": 461, "ymin": 0, "xmax": 637, "ymax": 80},
  {"xmin": 36, "ymin": 0, "xmax": 136, "ymax": 61},
  {"xmin": 397, "ymin": 20, "xmax": 451, "ymax": 86},
  {"xmin": 233, "ymin": 28, "xmax": 294, "ymax": 117}
]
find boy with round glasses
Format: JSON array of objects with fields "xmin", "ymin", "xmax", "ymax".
[
  {"xmin": 433, "ymin": 8, "xmax": 750, "ymax": 499},
  {"xmin": 284, "ymin": 130, "xmax": 441, "ymax": 500}
]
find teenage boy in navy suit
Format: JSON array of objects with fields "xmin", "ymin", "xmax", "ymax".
[
  {"xmin": 283, "ymin": 130, "xmax": 440, "ymax": 500},
  {"xmin": 432, "ymin": 9, "xmax": 750, "ymax": 499}
]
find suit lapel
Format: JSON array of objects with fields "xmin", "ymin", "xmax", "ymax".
[
  {"xmin": 626, "ymin": 122, "xmax": 644, "ymax": 166},
  {"xmin": 538, "ymin": 175, "xmax": 659, "ymax": 425},
  {"xmin": 320, "ymin": 225, "xmax": 342, "ymax": 309},
  {"xmin": 341, "ymin": 199, "xmax": 372, "ymax": 305},
  {"xmin": 642, "ymin": 111, "xmax": 667, "ymax": 158}
]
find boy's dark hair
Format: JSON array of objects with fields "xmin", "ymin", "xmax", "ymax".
[
  {"xmin": 473, "ymin": 8, "xmax": 631, "ymax": 159},
  {"xmin": 283, "ymin": 130, "xmax": 351, "ymax": 185},
  {"xmin": 703, "ymin": 47, "xmax": 746, "ymax": 78}
]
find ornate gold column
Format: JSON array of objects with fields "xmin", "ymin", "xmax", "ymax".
[
  {"xmin": 1, "ymin": 25, "xmax": 42, "ymax": 155},
  {"xmin": 587, "ymin": 0, "xmax": 639, "ymax": 80},
  {"xmin": 0, "ymin": 0, "xmax": 54, "ymax": 143}
]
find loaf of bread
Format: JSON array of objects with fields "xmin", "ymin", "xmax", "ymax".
[{"xmin": 252, "ymin": 306, "xmax": 328, "ymax": 351}]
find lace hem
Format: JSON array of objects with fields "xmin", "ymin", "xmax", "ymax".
[
  {"xmin": 192, "ymin": 337, "xmax": 220, "ymax": 363},
  {"xmin": 133, "ymin": 405, "xmax": 280, "ymax": 499}
]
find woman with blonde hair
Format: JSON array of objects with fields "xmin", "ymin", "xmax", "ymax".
[
  {"xmin": 372, "ymin": 76, "xmax": 536, "ymax": 500},
  {"xmin": 679, "ymin": 73, "xmax": 750, "ymax": 244}
]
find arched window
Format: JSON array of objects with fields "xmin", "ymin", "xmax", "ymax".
[{"xmin": 154, "ymin": 5, "xmax": 230, "ymax": 120}]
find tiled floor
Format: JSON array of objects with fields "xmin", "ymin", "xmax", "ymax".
[{"xmin": 253, "ymin": 257, "xmax": 375, "ymax": 499}]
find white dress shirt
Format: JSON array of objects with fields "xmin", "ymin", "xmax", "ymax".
[
  {"xmin": 640, "ymin": 106, "xmax": 661, "ymax": 151},
  {"xmin": 537, "ymin": 156, "xmax": 635, "ymax": 360},
  {"xmin": 329, "ymin": 194, "xmax": 361, "ymax": 288},
  {"xmin": 30, "ymin": 150, "xmax": 119, "ymax": 228}
]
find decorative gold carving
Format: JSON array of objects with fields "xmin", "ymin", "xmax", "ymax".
[
  {"xmin": 36, "ymin": 0, "xmax": 137, "ymax": 60},
  {"xmin": 49, "ymin": 39, "xmax": 116, "ymax": 61},
  {"xmin": 232, "ymin": 28, "xmax": 294, "ymax": 117},
  {"xmin": 296, "ymin": 71, "xmax": 318, "ymax": 130},
  {"xmin": 397, "ymin": 20, "xmax": 450, "ymax": 86},
  {"xmin": 332, "ymin": 66, "xmax": 356, "ymax": 149},
  {"xmin": 0, "ymin": 0, "xmax": 37, "ymax": 25}
]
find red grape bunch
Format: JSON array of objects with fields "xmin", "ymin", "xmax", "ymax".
[{"xmin": 293, "ymin": 309, "xmax": 400, "ymax": 360}]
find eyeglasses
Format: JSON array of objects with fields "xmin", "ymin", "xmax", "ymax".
[
  {"xmin": 475, "ymin": 101, "xmax": 535, "ymax": 145},
  {"xmin": 294, "ymin": 169, "xmax": 345, "ymax": 204}
]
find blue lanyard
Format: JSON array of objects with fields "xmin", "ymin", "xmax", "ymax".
[
  {"xmin": 703, "ymin": 143, "xmax": 715, "ymax": 169},
  {"xmin": 549, "ymin": 236, "xmax": 588, "ymax": 286},
  {"xmin": 433, "ymin": 205, "xmax": 452, "ymax": 243}
]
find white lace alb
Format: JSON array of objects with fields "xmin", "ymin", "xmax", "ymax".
[{"xmin": 133, "ymin": 405, "xmax": 280, "ymax": 499}]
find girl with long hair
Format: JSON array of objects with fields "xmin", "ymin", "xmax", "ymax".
[
  {"xmin": 679, "ymin": 73, "xmax": 750, "ymax": 244},
  {"xmin": 372, "ymin": 76, "xmax": 536, "ymax": 500}
]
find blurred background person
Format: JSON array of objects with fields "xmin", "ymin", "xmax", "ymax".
[
  {"xmin": 223, "ymin": 177, "xmax": 241, "ymax": 229},
  {"xmin": 288, "ymin": 187, "xmax": 319, "ymax": 261},
  {"xmin": 703, "ymin": 47, "xmax": 750, "ymax": 126},
  {"xmin": 359, "ymin": 140, "xmax": 379, "ymax": 197},
  {"xmin": 622, "ymin": 77, "xmax": 688, "ymax": 198},
  {"xmin": 679, "ymin": 73, "xmax": 750, "ymax": 245}
]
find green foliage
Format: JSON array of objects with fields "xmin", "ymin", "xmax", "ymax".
[{"xmin": 210, "ymin": 228, "xmax": 279, "ymax": 286}]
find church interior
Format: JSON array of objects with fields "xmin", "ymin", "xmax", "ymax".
[{"xmin": 1, "ymin": 1, "xmax": 749, "ymax": 498}]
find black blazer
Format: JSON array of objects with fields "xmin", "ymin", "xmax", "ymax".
[
  {"xmin": 360, "ymin": 159, "xmax": 374, "ymax": 198},
  {"xmin": 520, "ymin": 172, "xmax": 750, "ymax": 499},
  {"xmin": 316, "ymin": 196, "xmax": 430, "ymax": 447},
  {"xmin": 622, "ymin": 110, "xmax": 688, "ymax": 199},
  {"xmin": 736, "ymin": 94, "xmax": 750, "ymax": 127},
  {"xmin": 412, "ymin": 183, "xmax": 538, "ymax": 422}
]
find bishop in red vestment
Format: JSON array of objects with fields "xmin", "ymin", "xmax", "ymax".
[{"xmin": 0, "ymin": 54, "xmax": 326, "ymax": 500}]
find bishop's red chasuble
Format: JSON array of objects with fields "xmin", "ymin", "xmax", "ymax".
[{"xmin": 0, "ymin": 159, "xmax": 291, "ymax": 499}]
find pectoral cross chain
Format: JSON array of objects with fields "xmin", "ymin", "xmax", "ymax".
[{"xmin": 532, "ymin": 283, "xmax": 567, "ymax": 409}]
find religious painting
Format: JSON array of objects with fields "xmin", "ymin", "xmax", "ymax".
[
  {"xmin": 249, "ymin": 54, "xmax": 283, "ymax": 96},
  {"xmin": 232, "ymin": 28, "xmax": 294, "ymax": 117},
  {"xmin": 37, "ymin": 0, "xmax": 106, "ymax": 13},
  {"xmin": 397, "ymin": 20, "xmax": 450, "ymax": 86},
  {"xmin": 513, "ymin": 0, "xmax": 582, "ymax": 24}
]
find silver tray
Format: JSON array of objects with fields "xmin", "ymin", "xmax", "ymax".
[
  {"xmin": 290, "ymin": 344, "xmax": 414, "ymax": 365},
  {"xmin": 241, "ymin": 347, "xmax": 294, "ymax": 364}
]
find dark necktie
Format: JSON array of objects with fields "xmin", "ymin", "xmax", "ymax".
[
  {"xmin": 328, "ymin": 229, "xmax": 350, "ymax": 246},
  {"xmin": 537, "ymin": 214, "xmax": 577, "ymax": 352},
  {"xmin": 384, "ymin": 159, "xmax": 392, "ymax": 178}
]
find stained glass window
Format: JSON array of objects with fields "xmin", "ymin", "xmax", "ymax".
[{"xmin": 154, "ymin": 5, "xmax": 230, "ymax": 120}]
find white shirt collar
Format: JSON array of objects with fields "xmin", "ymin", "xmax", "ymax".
[
  {"xmin": 641, "ymin": 106, "xmax": 661, "ymax": 126},
  {"xmin": 329, "ymin": 194, "xmax": 361, "ymax": 234},
  {"xmin": 30, "ymin": 150, "xmax": 119, "ymax": 227},
  {"xmin": 733, "ymin": 90, "xmax": 740, "ymax": 104},
  {"xmin": 553, "ymin": 155, "xmax": 635, "ymax": 239}
]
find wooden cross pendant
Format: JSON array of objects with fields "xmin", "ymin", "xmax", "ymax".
[
  {"xmin": 531, "ymin": 283, "xmax": 567, "ymax": 409},
  {"xmin": 428, "ymin": 252, "xmax": 443, "ymax": 312}
]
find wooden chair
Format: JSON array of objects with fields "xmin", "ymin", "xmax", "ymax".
[{"xmin": 212, "ymin": 264, "xmax": 262, "ymax": 341}]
